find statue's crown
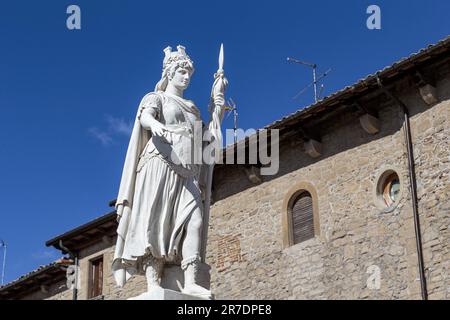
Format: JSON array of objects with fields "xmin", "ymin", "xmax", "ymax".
[{"xmin": 162, "ymin": 45, "xmax": 192, "ymax": 68}]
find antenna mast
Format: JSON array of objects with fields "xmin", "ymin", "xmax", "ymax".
[
  {"xmin": 287, "ymin": 57, "xmax": 331, "ymax": 103},
  {"xmin": 0, "ymin": 239, "xmax": 6, "ymax": 285},
  {"xmin": 225, "ymin": 98, "xmax": 238, "ymax": 144}
]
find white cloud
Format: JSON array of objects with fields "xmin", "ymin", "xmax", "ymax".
[
  {"xmin": 89, "ymin": 114, "xmax": 133, "ymax": 146},
  {"xmin": 88, "ymin": 127, "xmax": 113, "ymax": 146},
  {"xmin": 105, "ymin": 115, "xmax": 133, "ymax": 136}
]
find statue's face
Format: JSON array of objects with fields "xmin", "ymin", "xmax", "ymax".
[{"xmin": 168, "ymin": 67, "xmax": 192, "ymax": 90}]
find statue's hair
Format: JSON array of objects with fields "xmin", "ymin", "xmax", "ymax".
[{"xmin": 155, "ymin": 45, "xmax": 194, "ymax": 92}]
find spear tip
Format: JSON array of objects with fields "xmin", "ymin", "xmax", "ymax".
[{"xmin": 219, "ymin": 43, "xmax": 224, "ymax": 71}]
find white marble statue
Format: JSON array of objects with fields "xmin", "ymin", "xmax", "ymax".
[{"xmin": 112, "ymin": 45, "xmax": 227, "ymax": 299}]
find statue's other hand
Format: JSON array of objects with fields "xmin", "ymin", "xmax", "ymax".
[{"xmin": 151, "ymin": 121, "xmax": 168, "ymax": 137}]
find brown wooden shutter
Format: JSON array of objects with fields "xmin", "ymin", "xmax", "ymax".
[
  {"xmin": 89, "ymin": 256, "xmax": 103, "ymax": 298},
  {"xmin": 291, "ymin": 192, "xmax": 314, "ymax": 244}
]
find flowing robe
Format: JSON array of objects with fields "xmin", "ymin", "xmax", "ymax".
[{"xmin": 112, "ymin": 91, "xmax": 211, "ymax": 287}]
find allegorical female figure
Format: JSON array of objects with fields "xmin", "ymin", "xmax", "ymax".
[{"xmin": 112, "ymin": 45, "xmax": 226, "ymax": 299}]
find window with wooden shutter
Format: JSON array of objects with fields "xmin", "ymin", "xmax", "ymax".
[
  {"xmin": 291, "ymin": 191, "xmax": 315, "ymax": 244},
  {"xmin": 89, "ymin": 256, "xmax": 103, "ymax": 299}
]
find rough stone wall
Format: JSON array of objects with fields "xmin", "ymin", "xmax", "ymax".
[
  {"xmin": 43, "ymin": 280, "xmax": 73, "ymax": 300},
  {"xmin": 38, "ymin": 69, "xmax": 449, "ymax": 301},
  {"xmin": 45, "ymin": 239, "xmax": 188, "ymax": 300},
  {"xmin": 51, "ymin": 238, "xmax": 148, "ymax": 300},
  {"xmin": 407, "ymin": 77, "xmax": 450, "ymax": 300},
  {"xmin": 206, "ymin": 76, "xmax": 449, "ymax": 299},
  {"xmin": 17, "ymin": 279, "xmax": 71, "ymax": 300}
]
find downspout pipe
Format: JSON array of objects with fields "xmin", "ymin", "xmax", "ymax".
[
  {"xmin": 59, "ymin": 240, "xmax": 78, "ymax": 301},
  {"xmin": 376, "ymin": 77, "xmax": 428, "ymax": 300}
]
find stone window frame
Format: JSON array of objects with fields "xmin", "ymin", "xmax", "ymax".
[
  {"xmin": 282, "ymin": 181, "xmax": 320, "ymax": 248},
  {"xmin": 373, "ymin": 166, "xmax": 405, "ymax": 213}
]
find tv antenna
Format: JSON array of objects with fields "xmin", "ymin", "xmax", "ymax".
[
  {"xmin": 0, "ymin": 239, "xmax": 6, "ymax": 285},
  {"xmin": 287, "ymin": 57, "xmax": 332, "ymax": 103},
  {"xmin": 224, "ymin": 98, "xmax": 238, "ymax": 144}
]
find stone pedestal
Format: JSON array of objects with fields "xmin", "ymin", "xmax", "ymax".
[
  {"xmin": 128, "ymin": 287, "xmax": 210, "ymax": 300},
  {"xmin": 128, "ymin": 262, "xmax": 212, "ymax": 300}
]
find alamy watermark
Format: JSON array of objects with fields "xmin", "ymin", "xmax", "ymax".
[
  {"xmin": 366, "ymin": 5, "xmax": 381, "ymax": 30},
  {"xmin": 157, "ymin": 121, "xmax": 280, "ymax": 176},
  {"xmin": 66, "ymin": 5, "xmax": 81, "ymax": 30},
  {"xmin": 366, "ymin": 265, "xmax": 381, "ymax": 290},
  {"xmin": 65, "ymin": 6, "xmax": 382, "ymax": 32}
]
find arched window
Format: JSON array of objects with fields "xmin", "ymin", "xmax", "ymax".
[
  {"xmin": 291, "ymin": 191, "xmax": 315, "ymax": 244},
  {"xmin": 282, "ymin": 182, "xmax": 319, "ymax": 248}
]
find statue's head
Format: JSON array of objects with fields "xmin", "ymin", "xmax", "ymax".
[{"xmin": 155, "ymin": 45, "xmax": 194, "ymax": 92}]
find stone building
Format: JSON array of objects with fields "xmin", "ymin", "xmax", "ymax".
[{"xmin": 0, "ymin": 36, "xmax": 449, "ymax": 300}]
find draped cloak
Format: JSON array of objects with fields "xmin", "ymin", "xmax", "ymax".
[{"xmin": 111, "ymin": 91, "xmax": 211, "ymax": 287}]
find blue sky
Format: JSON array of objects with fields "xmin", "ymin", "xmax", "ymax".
[{"xmin": 0, "ymin": 0, "xmax": 448, "ymax": 284}]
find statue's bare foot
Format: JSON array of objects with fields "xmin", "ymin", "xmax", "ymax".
[{"xmin": 182, "ymin": 283, "xmax": 212, "ymax": 299}]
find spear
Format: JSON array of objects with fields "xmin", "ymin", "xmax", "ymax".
[
  {"xmin": 209, "ymin": 44, "xmax": 228, "ymax": 147},
  {"xmin": 201, "ymin": 44, "xmax": 228, "ymax": 262}
]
